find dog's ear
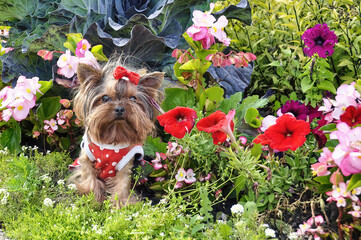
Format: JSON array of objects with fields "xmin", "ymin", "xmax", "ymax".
[
  {"xmin": 138, "ymin": 72, "xmax": 164, "ymax": 98},
  {"xmin": 77, "ymin": 63, "xmax": 102, "ymax": 86}
]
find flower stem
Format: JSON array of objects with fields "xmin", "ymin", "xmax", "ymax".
[{"xmin": 337, "ymin": 207, "xmax": 344, "ymax": 239}]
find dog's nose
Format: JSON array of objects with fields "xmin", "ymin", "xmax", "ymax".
[{"xmin": 114, "ymin": 107, "xmax": 125, "ymax": 116}]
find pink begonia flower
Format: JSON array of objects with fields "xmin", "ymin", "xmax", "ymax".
[
  {"xmin": 349, "ymin": 203, "xmax": 361, "ymax": 217},
  {"xmin": 78, "ymin": 51, "xmax": 101, "ymax": 71},
  {"xmin": 3, "ymin": 47, "xmax": 14, "ymax": 54},
  {"xmin": 0, "ymin": 86, "xmax": 15, "ymax": 108},
  {"xmin": 184, "ymin": 169, "xmax": 196, "ymax": 184},
  {"xmin": 37, "ymin": 50, "xmax": 54, "ymax": 61},
  {"xmin": 329, "ymin": 123, "xmax": 361, "ymax": 176},
  {"xmin": 33, "ymin": 131, "xmax": 40, "ymax": 138},
  {"xmin": 2, "ymin": 108, "xmax": 13, "ymax": 122},
  {"xmin": 311, "ymin": 147, "xmax": 334, "ymax": 176},
  {"xmin": 59, "ymin": 99, "xmax": 71, "ymax": 108},
  {"xmin": 239, "ymin": 136, "xmax": 247, "ymax": 145},
  {"xmin": 44, "ymin": 119, "xmax": 58, "ymax": 132},
  {"xmin": 155, "ymin": 177, "xmax": 165, "ymax": 182},
  {"xmin": 329, "ymin": 169, "xmax": 344, "ymax": 185},
  {"xmin": 326, "ymin": 182, "xmax": 349, "ymax": 207},
  {"xmin": 75, "ymin": 39, "xmax": 91, "ymax": 58},
  {"xmin": 331, "ymin": 84, "xmax": 360, "ymax": 119},
  {"xmin": 210, "ymin": 16, "xmax": 231, "ymax": 46},
  {"xmin": 318, "ymin": 98, "xmax": 334, "ymax": 122},
  {"xmin": 200, "ymin": 32, "xmax": 216, "ymax": 49},
  {"xmin": 167, "ymin": 142, "xmax": 183, "ymax": 157},
  {"xmin": 8, "ymin": 97, "xmax": 35, "ymax": 121},
  {"xmin": 151, "ymin": 152, "xmax": 165, "ymax": 170},
  {"xmin": 187, "ymin": 26, "xmax": 209, "ymax": 41},
  {"xmin": 192, "ymin": 3, "xmax": 216, "ymax": 27},
  {"xmin": 175, "ymin": 168, "xmax": 186, "ymax": 182},
  {"xmin": 199, "ymin": 173, "xmax": 211, "ymax": 182},
  {"xmin": 57, "ymin": 50, "xmax": 79, "ymax": 78},
  {"xmin": 260, "ymin": 115, "xmax": 277, "ymax": 132},
  {"xmin": 174, "ymin": 181, "xmax": 183, "ymax": 189},
  {"xmin": 14, "ymin": 76, "xmax": 42, "ymax": 101}
]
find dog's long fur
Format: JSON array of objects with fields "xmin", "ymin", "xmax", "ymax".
[{"xmin": 70, "ymin": 57, "xmax": 163, "ymax": 207}]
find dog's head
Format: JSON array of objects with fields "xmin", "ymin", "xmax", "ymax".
[{"xmin": 74, "ymin": 59, "xmax": 163, "ymax": 145}]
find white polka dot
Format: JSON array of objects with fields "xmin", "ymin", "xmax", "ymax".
[
  {"xmin": 114, "ymin": 149, "xmax": 119, "ymax": 153},
  {"xmin": 100, "ymin": 146, "xmax": 104, "ymax": 150},
  {"xmin": 108, "ymin": 170, "xmax": 113, "ymax": 174},
  {"xmin": 97, "ymin": 158, "xmax": 101, "ymax": 163},
  {"xmin": 112, "ymin": 162, "xmax": 117, "ymax": 166},
  {"xmin": 91, "ymin": 149, "xmax": 94, "ymax": 152},
  {"xmin": 106, "ymin": 154, "xmax": 109, "ymax": 158}
]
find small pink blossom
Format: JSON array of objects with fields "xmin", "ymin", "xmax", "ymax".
[
  {"xmin": 175, "ymin": 168, "xmax": 186, "ymax": 182},
  {"xmin": 9, "ymin": 98, "xmax": 35, "ymax": 121},
  {"xmin": 239, "ymin": 136, "xmax": 247, "ymax": 145},
  {"xmin": 155, "ymin": 177, "xmax": 165, "ymax": 182},
  {"xmin": 44, "ymin": 119, "xmax": 58, "ymax": 132},
  {"xmin": 167, "ymin": 142, "xmax": 183, "ymax": 157},
  {"xmin": 209, "ymin": 16, "xmax": 230, "ymax": 46},
  {"xmin": 37, "ymin": 50, "xmax": 54, "ymax": 61},
  {"xmin": 2, "ymin": 108, "xmax": 12, "ymax": 122},
  {"xmin": 14, "ymin": 76, "xmax": 42, "ymax": 101},
  {"xmin": 75, "ymin": 39, "xmax": 91, "ymax": 58},
  {"xmin": 151, "ymin": 152, "xmax": 165, "ymax": 170},
  {"xmin": 57, "ymin": 50, "xmax": 79, "ymax": 78},
  {"xmin": 184, "ymin": 169, "xmax": 196, "ymax": 184},
  {"xmin": 60, "ymin": 99, "xmax": 71, "ymax": 108},
  {"xmin": 191, "ymin": 3, "xmax": 216, "ymax": 27},
  {"xmin": 174, "ymin": 181, "xmax": 183, "ymax": 189},
  {"xmin": 33, "ymin": 131, "xmax": 41, "ymax": 138}
]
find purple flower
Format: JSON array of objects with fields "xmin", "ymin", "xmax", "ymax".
[
  {"xmin": 281, "ymin": 100, "xmax": 309, "ymax": 121},
  {"xmin": 302, "ymin": 23, "xmax": 338, "ymax": 58}
]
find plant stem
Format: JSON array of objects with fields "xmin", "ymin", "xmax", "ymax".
[
  {"xmin": 329, "ymin": 55, "xmax": 341, "ymax": 86},
  {"xmin": 337, "ymin": 207, "xmax": 344, "ymax": 239}
]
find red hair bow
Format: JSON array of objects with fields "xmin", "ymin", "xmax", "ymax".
[{"xmin": 113, "ymin": 66, "xmax": 140, "ymax": 85}]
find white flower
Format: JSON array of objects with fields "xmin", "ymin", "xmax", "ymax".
[
  {"xmin": 262, "ymin": 223, "xmax": 270, "ymax": 228},
  {"xmin": 57, "ymin": 179, "xmax": 65, "ymax": 185},
  {"xmin": 288, "ymin": 232, "xmax": 298, "ymax": 240},
  {"xmin": 67, "ymin": 183, "xmax": 77, "ymax": 190},
  {"xmin": 159, "ymin": 232, "xmax": 165, "ymax": 237},
  {"xmin": 265, "ymin": 228, "xmax": 276, "ymax": 238},
  {"xmin": 230, "ymin": 204, "xmax": 244, "ymax": 215},
  {"xmin": 43, "ymin": 198, "xmax": 54, "ymax": 207},
  {"xmin": 159, "ymin": 198, "xmax": 168, "ymax": 205},
  {"xmin": 217, "ymin": 220, "xmax": 226, "ymax": 224},
  {"xmin": 40, "ymin": 174, "xmax": 52, "ymax": 183}
]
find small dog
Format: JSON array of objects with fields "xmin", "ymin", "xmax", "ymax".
[{"xmin": 69, "ymin": 57, "xmax": 163, "ymax": 208}]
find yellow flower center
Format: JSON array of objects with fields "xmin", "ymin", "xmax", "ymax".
[
  {"xmin": 82, "ymin": 44, "xmax": 87, "ymax": 50},
  {"xmin": 17, "ymin": 105, "xmax": 23, "ymax": 111},
  {"xmin": 26, "ymin": 88, "xmax": 31, "ymax": 93},
  {"xmin": 213, "ymin": 27, "xmax": 217, "ymax": 33},
  {"xmin": 61, "ymin": 56, "xmax": 67, "ymax": 61}
]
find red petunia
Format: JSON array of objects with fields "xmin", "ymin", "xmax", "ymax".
[
  {"xmin": 157, "ymin": 107, "xmax": 197, "ymax": 139},
  {"xmin": 340, "ymin": 105, "xmax": 361, "ymax": 127},
  {"xmin": 197, "ymin": 110, "xmax": 235, "ymax": 145},
  {"xmin": 253, "ymin": 114, "xmax": 310, "ymax": 151}
]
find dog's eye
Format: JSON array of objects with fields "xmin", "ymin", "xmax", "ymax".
[
  {"xmin": 130, "ymin": 96, "xmax": 137, "ymax": 101},
  {"xmin": 102, "ymin": 95, "xmax": 111, "ymax": 103}
]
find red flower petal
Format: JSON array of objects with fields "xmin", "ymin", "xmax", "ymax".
[
  {"xmin": 197, "ymin": 111, "xmax": 226, "ymax": 132},
  {"xmin": 259, "ymin": 114, "xmax": 310, "ymax": 151},
  {"xmin": 157, "ymin": 107, "xmax": 197, "ymax": 139},
  {"xmin": 253, "ymin": 133, "xmax": 271, "ymax": 146},
  {"xmin": 211, "ymin": 131, "xmax": 227, "ymax": 145}
]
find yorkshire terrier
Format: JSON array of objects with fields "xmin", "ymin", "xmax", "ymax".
[{"xmin": 69, "ymin": 57, "xmax": 163, "ymax": 208}]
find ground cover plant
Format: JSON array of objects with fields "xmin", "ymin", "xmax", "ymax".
[{"xmin": 1, "ymin": 0, "xmax": 361, "ymax": 239}]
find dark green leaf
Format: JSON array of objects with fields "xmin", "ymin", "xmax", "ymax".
[
  {"xmin": 0, "ymin": 122, "xmax": 21, "ymax": 154},
  {"xmin": 144, "ymin": 136, "xmax": 168, "ymax": 157},
  {"xmin": 36, "ymin": 96, "xmax": 61, "ymax": 122},
  {"xmin": 161, "ymin": 88, "xmax": 195, "ymax": 112}
]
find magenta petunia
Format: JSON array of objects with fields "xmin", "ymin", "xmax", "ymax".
[
  {"xmin": 281, "ymin": 100, "xmax": 308, "ymax": 121},
  {"xmin": 301, "ymin": 23, "xmax": 338, "ymax": 58}
]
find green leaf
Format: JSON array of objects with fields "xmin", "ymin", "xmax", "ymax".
[
  {"xmin": 64, "ymin": 33, "xmax": 83, "ymax": 53},
  {"xmin": 301, "ymin": 77, "xmax": 313, "ymax": 93},
  {"xmin": 0, "ymin": 122, "xmax": 21, "ymax": 153},
  {"xmin": 250, "ymin": 143, "xmax": 262, "ymax": 159},
  {"xmin": 237, "ymin": 95, "xmax": 268, "ymax": 119},
  {"xmin": 244, "ymin": 108, "xmax": 261, "ymax": 128},
  {"xmin": 218, "ymin": 92, "xmax": 243, "ymax": 113},
  {"xmin": 319, "ymin": 123, "xmax": 336, "ymax": 132},
  {"xmin": 37, "ymin": 80, "xmax": 53, "ymax": 100},
  {"xmin": 59, "ymin": 137, "xmax": 70, "ymax": 150},
  {"xmin": 91, "ymin": 45, "xmax": 108, "ymax": 61},
  {"xmin": 36, "ymin": 96, "xmax": 62, "ymax": 123},
  {"xmin": 144, "ymin": 136, "xmax": 167, "ymax": 156},
  {"xmin": 235, "ymin": 175, "xmax": 247, "ymax": 199},
  {"xmin": 161, "ymin": 88, "xmax": 195, "ymax": 112},
  {"xmin": 182, "ymin": 32, "xmax": 198, "ymax": 51},
  {"xmin": 314, "ymin": 175, "xmax": 331, "ymax": 185},
  {"xmin": 347, "ymin": 173, "xmax": 361, "ymax": 192},
  {"xmin": 195, "ymin": 49, "xmax": 217, "ymax": 61},
  {"xmin": 149, "ymin": 182, "xmax": 163, "ymax": 191},
  {"xmin": 179, "ymin": 59, "xmax": 202, "ymax": 70},
  {"xmin": 218, "ymin": 224, "xmax": 232, "ymax": 238},
  {"xmin": 337, "ymin": 59, "xmax": 353, "ymax": 67},
  {"xmin": 191, "ymin": 224, "xmax": 205, "ymax": 235},
  {"xmin": 199, "ymin": 87, "xmax": 224, "ymax": 112},
  {"xmin": 317, "ymin": 80, "xmax": 336, "ymax": 94},
  {"xmin": 149, "ymin": 169, "xmax": 167, "ymax": 178}
]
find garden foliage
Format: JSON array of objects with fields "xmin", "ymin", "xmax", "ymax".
[{"xmin": 1, "ymin": 0, "xmax": 361, "ymax": 239}]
